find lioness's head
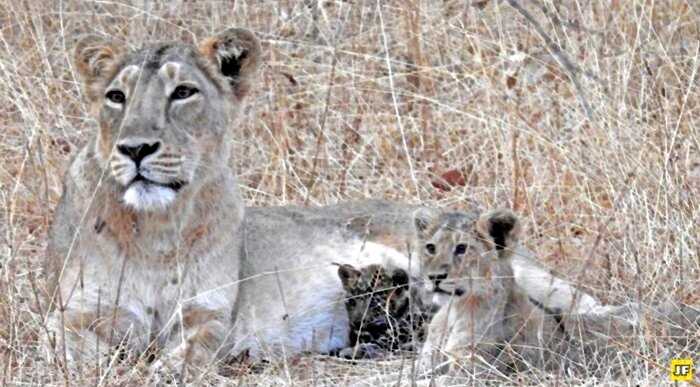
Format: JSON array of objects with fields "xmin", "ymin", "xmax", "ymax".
[
  {"xmin": 74, "ymin": 28, "xmax": 261, "ymax": 211},
  {"xmin": 413, "ymin": 209, "xmax": 521, "ymax": 296}
]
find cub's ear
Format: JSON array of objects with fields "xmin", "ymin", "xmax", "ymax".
[
  {"xmin": 391, "ymin": 268, "xmax": 409, "ymax": 287},
  {"xmin": 476, "ymin": 209, "xmax": 521, "ymax": 258},
  {"xmin": 74, "ymin": 34, "xmax": 123, "ymax": 85},
  {"xmin": 413, "ymin": 207, "xmax": 440, "ymax": 238},
  {"xmin": 336, "ymin": 263, "xmax": 361, "ymax": 290},
  {"xmin": 199, "ymin": 27, "xmax": 262, "ymax": 99}
]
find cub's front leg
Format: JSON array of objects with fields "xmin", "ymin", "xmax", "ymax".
[
  {"xmin": 420, "ymin": 295, "xmax": 508, "ymax": 377},
  {"xmin": 419, "ymin": 305, "xmax": 451, "ymax": 374}
]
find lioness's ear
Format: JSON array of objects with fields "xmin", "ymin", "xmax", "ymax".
[
  {"xmin": 199, "ymin": 27, "xmax": 262, "ymax": 99},
  {"xmin": 413, "ymin": 207, "xmax": 439, "ymax": 237},
  {"xmin": 337, "ymin": 264, "xmax": 361, "ymax": 289},
  {"xmin": 476, "ymin": 209, "xmax": 521, "ymax": 258},
  {"xmin": 74, "ymin": 34, "xmax": 123, "ymax": 85}
]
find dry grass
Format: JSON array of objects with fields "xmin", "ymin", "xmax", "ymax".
[{"xmin": 1, "ymin": 0, "xmax": 699, "ymax": 385}]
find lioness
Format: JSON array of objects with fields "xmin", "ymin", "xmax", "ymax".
[
  {"xmin": 43, "ymin": 27, "xmax": 615, "ymax": 379},
  {"xmin": 43, "ymin": 27, "xmax": 265, "ymax": 375}
]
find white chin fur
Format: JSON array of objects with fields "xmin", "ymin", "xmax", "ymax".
[{"xmin": 123, "ymin": 182, "xmax": 176, "ymax": 212}]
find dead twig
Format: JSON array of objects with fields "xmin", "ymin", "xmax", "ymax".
[{"xmin": 505, "ymin": 0, "xmax": 595, "ymax": 121}]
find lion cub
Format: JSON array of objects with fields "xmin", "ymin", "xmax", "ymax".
[
  {"xmin": 414, "ymin": 209, "xmax": 572, "ymax": 376},
  {"xmin": 335, "ymin": 263, "xmax": 431, "ymax": 359}
]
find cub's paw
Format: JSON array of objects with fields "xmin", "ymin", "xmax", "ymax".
[
  {"xmin": 149, "ymin": 358, "xmax": 185, "ymax": 386},
  {"xmin": 338, "ymin": 343, "xmax": 385, "ymax": 360},
  {"xmin": 417, "ymin": 350, "xmax": 451, "ymax": 376}
]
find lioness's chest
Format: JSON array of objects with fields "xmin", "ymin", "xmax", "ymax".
[{"xmin": 74, "ymin": 226, "xmax": 233, "ymax": 324}]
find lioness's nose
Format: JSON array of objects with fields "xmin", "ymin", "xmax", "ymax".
[{"xmin": 117, "ymin": 142, "xmax": 160, "ymax": 165}]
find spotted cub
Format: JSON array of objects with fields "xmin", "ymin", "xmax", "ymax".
[{"xmin": 335, "ymin": 263, "xmax": 431, "ymax": 359}]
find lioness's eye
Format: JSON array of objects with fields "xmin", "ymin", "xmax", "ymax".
[
  {"xmin": 171, "ymin": 85, "xmax": 199, "ymax": 100},
  {"xmin": 454, "ymin": 244, "xmax": 466, "ymax": 255},
  {"xmin": 105, "ymin": 90, "xmax": 126, "ymax": 104},
  {"xmin": 425, "ymin": 243, "xmax": 436, "ymax": 255}
]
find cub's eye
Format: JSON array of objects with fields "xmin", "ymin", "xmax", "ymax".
[
  {"xmin": 425, "ymin": 243, "xmax": 436, "ymax": 255},
  {"xmin": 171, "ymin": 85, "xmax": 199, "ymax": 100},
  {"xmin": 454, "ymin": 244, "xmax": 467, "ymax": 255},
  {"xmin": 105, "ymin": 90, "xmax": 126, "ymax": 104}
]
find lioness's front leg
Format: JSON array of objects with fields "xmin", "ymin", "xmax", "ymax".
[
  {"xmin": 46, "ymin": 303, "xmax": 151, "ymax": 366},
  {"xmin": 151, "ymin": 304, "xmax": 230, "ymax": 380}
]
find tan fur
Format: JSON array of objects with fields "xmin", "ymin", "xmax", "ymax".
[
  {"xmin": 73, "ymin": 35, "xmax": 124, "ymax": 101},
  {"xmin": 45, "ymin": 26, "xmax": 697, "ymax": 382},
  {"xmin": 100, "ymin": 201, "xmax": 139, "ymax": 254},
  {"xmin": 47, "ymin": 37, "xmax": 427, "ymax": 380},
  {"xmin": 460, "ymin": 294, "xmax": 483, "ymax": 311},
  {"xmin": 416, "ymin": 210, "xmax": 577, "ymax": 376},
  {"xmin": 44, "ymin": 27, "xmax": 262, "ymax": 379},
  {"xmin": 416, "ymin": 210, "xmax": 700, "ymax": 378},
  {"xmin": 368, "ymin": 232, "xmax": 407, "ymax": 252},
  {"xmin": 198, "ymin": 31, "xmax": 261, "ymax": 99}
]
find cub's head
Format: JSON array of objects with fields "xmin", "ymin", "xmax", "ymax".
[
  {"xmin": 336, "ymin": 263, "xmax": 412, "ymax": 344},
  {"xmin": 413, "ymin": 209, "xmax": 521, "ymax": 296},
  {"xmin": 74, "ymin": 28, "xmax": 261, "ymax": 211}
]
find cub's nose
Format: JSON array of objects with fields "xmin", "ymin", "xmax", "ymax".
[
  {"xmin": 117, "ymin": 142, "xmax": 160, "ymax": 165},
  {"xmin": 428, "ymin": 273, "xmax": 448, "ymax": 286}
]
